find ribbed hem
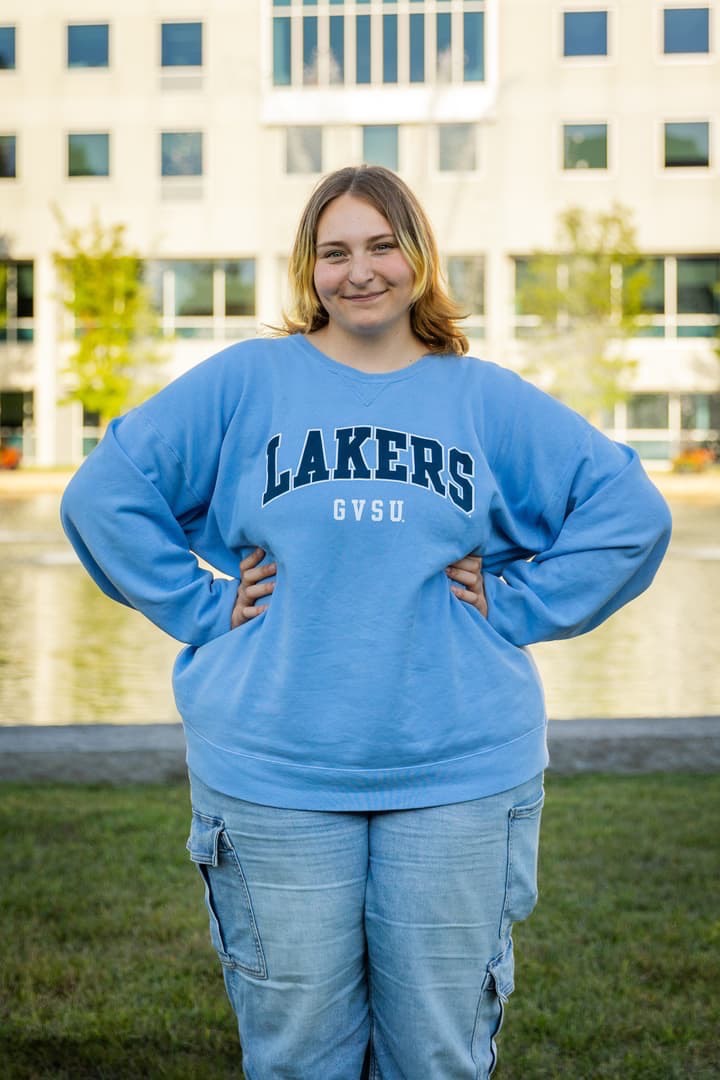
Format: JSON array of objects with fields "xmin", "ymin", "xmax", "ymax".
[{"xmin": 183, "ymin": 719, "xmax": 548, "ymax": 811}]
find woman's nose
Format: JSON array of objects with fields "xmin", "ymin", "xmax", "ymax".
[{"xmin": 347, "ymin": 255, "xmax": 374, "ymax": 285}]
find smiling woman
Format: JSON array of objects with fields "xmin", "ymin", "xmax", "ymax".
[
  {"xmin": 311, "ymin": 195, "xmax": 419, "ymax": 363},
  {"xmin": 281, "ymin": 164, "xmax": 468, "ymax": 363},
  {"xmin": 59, "ymin": 164, "xmax": 672, "ymax": 1079}
]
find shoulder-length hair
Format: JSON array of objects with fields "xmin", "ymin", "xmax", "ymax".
[{"xmin": 280, "ymin": 165, "xmax": 469, "ymax": 356}]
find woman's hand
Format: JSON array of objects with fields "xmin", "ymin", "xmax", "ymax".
[
  {"xmin": 231, "ymin": 547, "xmax": 276, "ymax": 628},
  {"xmin": 446, "ymin": 555, "xmax": 488, "ymax": 618}
]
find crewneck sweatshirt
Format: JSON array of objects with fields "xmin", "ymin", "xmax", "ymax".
[{"xmin": 61, "ymin": 335, "xmax": 672, "ymax": 809}]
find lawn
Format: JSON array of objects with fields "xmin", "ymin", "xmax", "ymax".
[{"xmin": 1, "ymin": 774, "xmax": 718, "ymax": 1079}]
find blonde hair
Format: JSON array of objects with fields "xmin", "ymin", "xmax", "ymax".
[{"xmin": 280, "ymin": 166, "xmax": 469, "ymax": 356}]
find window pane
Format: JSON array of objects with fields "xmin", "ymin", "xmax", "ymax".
[
  {"xmin": 410, "ymin": 14, "xmax": 425, "ymax": 82},
  {"xmin": 68, "ymin": 133, "xmax": 110, "ymax": 177},
  {"xmin": 161, "ymin": 132, "xmax": 202, "ymax": 176},
  {"xmin": 664, "ymin": 7, "xmax": 710, "ymax": 53},
  {"xmin": 161, "ymin": 23, "xmax": 202, "ymax": 67},
  {"xmin": 438, "ymin": 124, "xmax": 476, "ymax": 171},
  {"xmin": 677, "ymin": 257, "xmax": 720, "ymax": 314},
  {"xmin": 681, "ymin": 393, "xmax": 720, "ymax": 430},
  {"xmin": 363, "ymin": 125, "xmax": 398, "ymax": 170},
  {"xmin": 514, "ymin": 257, "xmax": 537, "ymax": 315},
  {"xmin": 144, "ymin": 262, "xmax": 166, "ymax": 313},
  {"xmin": 0, "ymin": 265, "xmax": 6, "ymax": 329},
  {"xmin": 0, "ymin": 135, "xmax": 16, "ymax": 178},
  {"xmin": 563, "ymin": 11, "xmax": 608, "ymax": 56},
  {"xmin": 329, "ymin": 16, "xmax": 345, "ymax": 83},
  {"xmin": 16, "ymin": 262, "xmax": 33, "ymax": 317},
  {"xmin": 67, "ymin": 24, "xmax": 109, "ymax": 68},
  {"xmin": 447, "ymin": 256, "xmax": 484, "ymax": 315},
  {"xmin": 286, "ymin": 127, "xmax": 323, "ymax": 173},
  {"xmin": 303, "ymin": 16, "xmax": 318, "ymax": 84},
  {"xmin": 383, "ymin": 14, "xmax": 398, "ymax": 82},
  {"xmin": 273, "ymin": 17, "xmax": 292, "ymax": 85},
  {"xmin": 356, "ymin": 15, "xmax": 371, "ymax": 83},
  {"xmin": 436, "ymin": 13, "xmax": 452, "ymax": 80},
  {"xmin": 0, "ymin": 26, "xmax": 15, "ymax": 69},
  {"xmin": 463, "ymin": 11, "xmax": 484, "ymax": 81},
  {"xmin": 174, "ymin": 262, "xmax": 213, "ymax": 316},
  {"xmin": 224, "ymin": 260, "xmax": 255, "ymax": 317},
  {"xmin": 664, "ymin": 122, "xmax": 709, "ymax": 167},
  {"xmin": 627, "ymin": 393, "xmax": 669, "ymax": 429},
  {"xmin": 628, "ymin": 439, "xmax": 672, "ymax": 460},
  {"xmin": 563, "ymin": 123, "xmax": 607, "ymax": 168},
  {"xmin": 623, "ymin": 258, "xmax": 665, "ymax": 314}
]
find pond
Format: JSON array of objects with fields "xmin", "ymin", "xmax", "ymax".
[{"xmin": 0, "ymin": 492, "xmax": 718, "ymax": 725}]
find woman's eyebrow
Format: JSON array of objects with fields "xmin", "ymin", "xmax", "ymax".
[{"xmin": 316, "ymin": 233, "xmax": 396, "ymax": 250}]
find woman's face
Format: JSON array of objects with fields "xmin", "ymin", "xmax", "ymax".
[{"xmin": 313, "ymin": 194, "xmax": 416, "ymax": 341}]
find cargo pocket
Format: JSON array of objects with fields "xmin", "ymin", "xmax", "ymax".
[
  {"xmin": 187, "ymin": 809, "xmax": 267, "ymax": 979},
  {"xmin": 472, "ymin": 939, "xmax": 515, "ymax": 1076},
  {"xmin": 500, "ymin": 788, "xmax": 544, "ymax": 938}
]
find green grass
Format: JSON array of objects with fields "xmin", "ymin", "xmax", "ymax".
[{"xmin": 1, "ymin": 775, "xmax": 718, "ymax": 1079}]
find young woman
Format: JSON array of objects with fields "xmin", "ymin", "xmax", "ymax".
[{"xmin": 61, "ymin": 166, "xmax": 671, "ymax": 1079}]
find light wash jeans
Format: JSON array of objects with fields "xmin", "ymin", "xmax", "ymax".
[{"xmin": 187, "ymin": 771, "xmax": 544, "ymax": 1080}]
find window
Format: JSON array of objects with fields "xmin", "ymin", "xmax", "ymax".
[
  {"xmin": 286, "ymin": 127, "xmax": 323, "ymax": 173},
  {"xmin": 563, "ymin": 123, "xmax": 608, "ymax": 169},
  {"xmin": 663, "ymin": 7, "xmax": 710, "ymax": 53},
  {"xmin": 0, "ymin": 261, "xmax": 34, "ymax": 342},
  {"xmin": 624, "ymin": 255, "xmax": 720, "ymax": 338},
  {"xmin": 363, "ymin": 125, "xmax": 399, "ymax": 170},
  {"xmin": 681, "ymin": 393, "xmax": 720, "ymax": 431},
  {"xmin": 273, "ymin": 16, "xmax": 291, "ymax": 85},
  {"xmin": 563, "ymin": 10, "xmax": 608, "ymax": 56},
  {"xmin": 68, "ymin": 134, "xmax": 110, "ymax": 177},
  {"xmin": 67, "ymin": 24, "xmax": 109, "ymax": 68},
  {"xmin": 161, "ymin": 23, "xmax": 202, "ymax": 67},
  {"xmin": 0, "ymin": 392, "xmax": 32, "ymax": 453},
  {"xmin": 161, "ymin": 132, "xmax": 203, "ymax": 177},
  {"xmin": 0, "ymin": 135, "xmax": 16, "ymax": 178},
  {"xmin": 628, "ymin": 394, "xmax": 669, "ymax": 430},
  {"xmin": 623, "ymin": 258, "xmax": 666, "ymax": 336},
  {"xmin": 383, "ymin": 13, "xmax": 398, "ymax": 83},
  {"xmin": 271, "ymin": 1, "xmax": 485, "ymax": 87},
  {"xmin": 446, "ymin": 256, "xmax": 485, "ymax": 330},
  {"xmin": 410, "ymin": 13, "xmax": 425, "ymax": 81},
  {"xmin": 356, "ymin": 14, "xmax": 371, "ymax": 83},
  {"xmin": 463, "ymin": 11, "xmax": 484, "ymax": 80},
  {"xmin": 146, "ymin": 259, "xmax": 256, "ymax": 338},
  {"xmin": 303, "ymin": 15, "xmax": 319, "ymax": 83},
  {"xmin": 664, "ymin": 121, "xmax": 709, "ymax": 167},
  {"xmin": 329, "ymin": 14, "xmax": 344, "ymax": 82},
  {"xmin": 224, "ymin": 261, "xmax": 255, "ymax": 317},
  {"xmin": 677, "ymin": 255, "xmax": 720, "ymax": 334},
  {"xmin": 0, "ymin": 26, "xmax": 15, "ymax": 69},
  {"xmin": 438, "ymin": 124, "xmax": 477, "ymax": 171}
]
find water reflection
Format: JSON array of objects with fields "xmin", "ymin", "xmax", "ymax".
[{"xmin": 1, "ymin": 493, "xmax": 718, "ymax": 725}]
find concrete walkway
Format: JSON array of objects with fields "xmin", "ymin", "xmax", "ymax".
[{"xmin": 1, "ymin": 716, "xmax": 718, "ymax": 784}]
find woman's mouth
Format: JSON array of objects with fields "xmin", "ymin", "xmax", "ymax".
[{"xmin": 343, "ymin": 291, "xmax": 387, "ymax": 303}]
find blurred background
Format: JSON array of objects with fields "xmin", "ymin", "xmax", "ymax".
[{"xmin": 1, "ymin": 0, "xmax": 718, "ymax": 726}]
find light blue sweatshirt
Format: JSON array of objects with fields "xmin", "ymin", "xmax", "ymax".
[{"xmin": 61, "ymin": 336, "xmax": 672, "ymax": 809}]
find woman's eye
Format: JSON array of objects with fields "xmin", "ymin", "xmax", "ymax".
[{"xmin": 374, "ymin": 242, "xmax": 396, "ymax": 253}]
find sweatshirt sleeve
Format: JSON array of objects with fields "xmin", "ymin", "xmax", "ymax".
[
  {"xmin": 60, "ymin": 412, "xmax": 238, "ymax": 646},
  {"xmin": 481, "ymin": 376, "xmax": 673, "ymax": 648}
]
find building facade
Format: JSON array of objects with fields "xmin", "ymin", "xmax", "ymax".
[{"xmin": 1, "ymin": 0, "xmax": 718, "ymax": 465}]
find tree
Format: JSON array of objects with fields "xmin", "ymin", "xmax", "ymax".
[
  {"xmin": 515, "ymin": 204, "xmax": 651, "ymax": 423},
  {"xmin": 53, "ymin": 213, "xmax": 166, "ymax": 430}
]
